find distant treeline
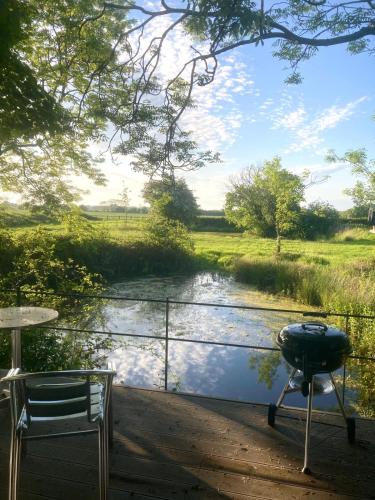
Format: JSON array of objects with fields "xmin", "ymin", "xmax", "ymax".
[{"xmin": 192, "ymin": 216, "xmax": 239, "ymax": 232}]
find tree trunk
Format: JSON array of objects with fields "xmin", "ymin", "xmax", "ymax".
[{"xmin": 276, "ymin": 227, "xmax": 281, "ymax": 254}]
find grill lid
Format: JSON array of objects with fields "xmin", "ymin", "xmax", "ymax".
[{"xmin": 277, "ymin": 321, "xmax": 351, "ymax": 354}]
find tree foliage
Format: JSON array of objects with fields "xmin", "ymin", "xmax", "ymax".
[
  {"xmin": 144, "ymin": 212, "xmax": 194, "ymax": 253},
  {"xmin": 0, "ymin": 0, "xmax": 133, "ymax": 206},
  {"xmin": 2, "ymin": 0, "xmax": 373, "ymax": 206},
  {"xmin": 225, "ymin": 158, "xmax": 305, "ymax": 252},
  {"xmin": 0, "ymin": 1, "xmax": 67, "ymax": 145},
  {"xmin": 327, "ymin": 148, "xmax": 375, "ymax": 211},
  {"xmin": 0, "ymin": 225, "xmax": 112, "ymax": 371},
  {"xmin": 0, "ymin": 0, "xmax": 219, "ymax": 205},
  {"xmin": 298, "ymin": 201, "xmax": 340, "ymax": 239},
  {"xmin": 103, "ymin": 0, "xmax": 375, "ymax": 159},
  {"xmin": 143, "ymin": 176, "xmax": 199, "ymax": 226}
]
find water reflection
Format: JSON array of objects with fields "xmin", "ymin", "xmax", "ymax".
[{"xmin": 101, "ymin": 272, "xmax": 347, "ymax": 411}]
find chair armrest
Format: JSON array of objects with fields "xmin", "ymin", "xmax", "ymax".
[{"xmin": 2, "ymin": 369, "xmax": 116, "ymax": 382}]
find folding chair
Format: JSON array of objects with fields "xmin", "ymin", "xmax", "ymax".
[{"xmin": 2, "ymin": 369, "xmax": 115, "ymax": 500}]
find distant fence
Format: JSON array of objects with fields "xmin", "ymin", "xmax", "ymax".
[
  {"xmin": 90, "ymin": 214, "xmax": 146, "ymax": 221},
  {"xmin": 339, "ymin": 217, "xmax": 369, "ymax": 227}
]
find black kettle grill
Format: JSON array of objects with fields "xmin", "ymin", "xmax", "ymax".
[{"xmin": 268, "ymin": 321, "xmax": 355, "ymax": 474}]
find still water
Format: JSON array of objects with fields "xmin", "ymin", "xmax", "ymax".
[{"xmin": 101, "ymin": 272, "xmax": 347, "ymax": 411}]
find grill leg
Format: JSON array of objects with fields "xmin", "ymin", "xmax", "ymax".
[
  {"xmin": 329, "ymin": 372, "xmax": 347, "ymax": 423},
  {"xmin": 268, "ymin": 368, "xmax": 298, "ymax": 427},
  {"xmin": 329, "ymin": 372, "xmax": 355, "ymax": 443},
  {"xmin": 276, "ymin": 367, "xmax": 297, "ymax": 407},
  {"xmin": 302, "ymin": 376, "xmax": 314, "ymax": 475}
]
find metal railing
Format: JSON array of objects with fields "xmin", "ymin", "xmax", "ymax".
[{"xmin": 4, "ymin": 287, "xmax": 375, "ymax": 410}]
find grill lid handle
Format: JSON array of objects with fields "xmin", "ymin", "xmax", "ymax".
[{"xmin": 301, "ymin": 321, "xmax": 328, "ymax": 334}]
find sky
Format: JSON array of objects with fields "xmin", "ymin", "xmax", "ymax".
[{"xmin": 76, "ymin": 5, "xmax": 374, "ymax": 211}]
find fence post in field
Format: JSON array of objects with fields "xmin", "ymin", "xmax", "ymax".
[{"xmin": 16, "ymin": 286, "xmax": 21, "ymax": 307}]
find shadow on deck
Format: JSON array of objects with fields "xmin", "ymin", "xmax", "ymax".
[{"xmin": 0, "ymin": 385, "xmax": 374, "ymax": 499}]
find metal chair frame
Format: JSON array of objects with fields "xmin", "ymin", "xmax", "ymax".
[{"xmin": 2, "ymin": 369, "xmax": 115, "ymax": 500}]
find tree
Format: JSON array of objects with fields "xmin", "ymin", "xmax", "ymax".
[
  {"xmin": 1, "ymin": 0, "xmax": 218, "ymax": 205},
  {"xmin": 119, "ymin": 187, "xmax": 130, "ymax": 213},
  {"xmin": 0, "ymin": 0, "xmax": 134, "ymax": 206},
  {"xmin": 225, "ymin": 158, "xmax": 305, "ymax": 252},
  {"xmin": 0, "ymin": 1, "xmax": 68, "ymax": 146},
  {"xmin": 143, "ymin": 177, "xmax": 199, "ymax": 226},
  {"xmin": 327, "ymin": 149, "xmax": 375, "ymax": 213}
]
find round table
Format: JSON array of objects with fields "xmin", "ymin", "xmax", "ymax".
[{"xmin": 0, "ymin": 307, "xmax": 59, "ymax": 368}]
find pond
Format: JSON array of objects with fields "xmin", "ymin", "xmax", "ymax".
[{"xmin": 101, "ymin": 272, "xmax": 351, "ymax": 412}]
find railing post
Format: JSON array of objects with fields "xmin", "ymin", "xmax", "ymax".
[
  {"xmin": 343, "ymin": 313, "xmax": 349, "ymax": 406},
  {"xmin": 164, "ymin": 297, "xmax": 169, "ymax": 391}
]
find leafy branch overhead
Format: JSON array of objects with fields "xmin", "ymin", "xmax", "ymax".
[
  {"xmin": 103, "ymin": 0, "xmax": 374, "ymax": 172},
  {"xmin": 104, "ymin": 0, "xmax": 374, "ymax": 88},
  {"xmin": 1, "ymin": 0, "xmax": 374, "ymax": 205}
]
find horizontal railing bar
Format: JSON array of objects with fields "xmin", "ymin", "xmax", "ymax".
[
  {"xmin": 347, "ymin": 355, "xmax": 375, "ymax": 361},
  {"xmin": 3, "ymin": 288, "xmax": 375, "ymax": 320},
  {"xmin": 32, "ymin": 324, "xmax": 167, "ymax": 341},
  {"xmin": 28, "ymin": 324, "xmax": 279, "ymax": 351},
  {"xmin": 27, "ymin": 324, "xmax": 375, "ymax": 361},
  {"xmin": 169, "ymin": 337, "xmax": 278, "ymax": 350}
]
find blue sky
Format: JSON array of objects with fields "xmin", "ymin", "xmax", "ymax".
[{"xmin": 79, "ymin": 11, "xmax": 374, "ymax": 211}]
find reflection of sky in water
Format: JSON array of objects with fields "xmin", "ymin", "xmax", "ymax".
[{"xmin": 101, "ymin": 272, "xmax": 345, "ymax": 410}]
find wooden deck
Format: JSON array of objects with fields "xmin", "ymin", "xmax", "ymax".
[{"xmin": 0, "ymin": 385, "xmax": 374, "ymax": 499}]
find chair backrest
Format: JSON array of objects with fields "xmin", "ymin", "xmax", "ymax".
[{"xmin": 3, "ymin": 369, "xmax": 115, "ymax": 428}]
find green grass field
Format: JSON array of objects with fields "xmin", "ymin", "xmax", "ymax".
[
  {"xmin": 3, "ymin": 207, "xmax": 375, "ymax": 266},
  {"xmin": 86, "ymin": 219, "xmax": 375, "ymax": 268},
  {"xmin": 193, "ymin": 230, "xmax": 375, "ymax": 267}
]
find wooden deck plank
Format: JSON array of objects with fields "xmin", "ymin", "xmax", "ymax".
[
  {"xmin": 2, "ymin": 428, "xmax": 371, "ymax": 497},
  {"xmin": 0, "ymin": 386, "xmax": 374, "ymax": 500}
]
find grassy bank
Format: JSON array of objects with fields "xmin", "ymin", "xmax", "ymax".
[
  {"xmin": 234, "ymin": 254, "xmax": 375, "ymax": 313},
  {"xmin": 193, "ymin": 228, "xmax": 375, "ymax": 267},
  {"xmin": 54, "ymin": 236, "xmax": 197, "ymax": 280},
  {"xmin": 192, "ymin": 229, "xmax": 375, "ymax": 338}
]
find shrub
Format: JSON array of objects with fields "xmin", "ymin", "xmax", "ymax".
[
  {"xmin": 334, "ymin": 227, "xmax": 375, "ymax": 241},
  {"xmin": 0, "ymin": 227, "xmax": 110, "ymax": 371},
  {"xmin": 192, "ymin": 216, "xmax": 239, "ymax": 232},
  {"xmin": 297, "ymin": 201, "xmax": 340, "ymax": 240}
]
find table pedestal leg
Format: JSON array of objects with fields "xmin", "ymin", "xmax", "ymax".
[{"xmin": 11, "ymin": 328, "xmax": 21, "ymax": 369}]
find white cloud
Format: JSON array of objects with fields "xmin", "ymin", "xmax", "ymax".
[
  {"xmin": 277, "ymin": 106, "xmax": 306, "ymax": 130},
  {"xmin": 126, "ymin": 12, "xmax": 255, "ymax": 153},
  {"xmin": 314, "ymin": 97, "xmax": 368, "ymax": 131},
  {"xmin": 268, "ymin": 95, "xmax": 368, "ymax": 154}
]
